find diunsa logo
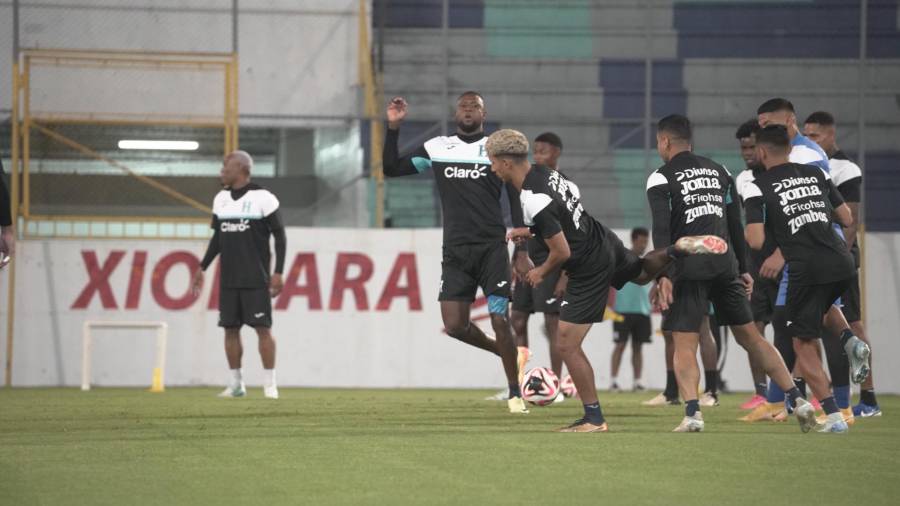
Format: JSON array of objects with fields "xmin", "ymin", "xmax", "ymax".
[{"xmin": 445, "ymin": 164, "xmax": 488, "ymax": 180}]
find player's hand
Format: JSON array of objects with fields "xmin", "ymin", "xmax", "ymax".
[
  {"xmin": 760, "ymin": 248, "xmax": 784, "ymax": 280},
  {"xmin": 740, "ymin": 272, "xmax": 754, "ymax": 298},
  {"xmin": 553, "ymin": 272, "xmax": 568, "ymax": 298},
  {"xmin": 269, "ymin": 273, "xmax": 284, "ymax": 298},
  {"xmin": 191, "ymin": 269, "xmax": 204, "ymax": 297},
  {"xmin": 655, "ymin": 277, "xmax": 674, "ymax": 311},
  {"xmin": 512, "ymin": 250, "xmax": 533, "ymax": 281},
  {"xmin": 0, "ymin": 226, "xmax": 14, "ymax": 258},
  {"xmin": 506, "ymin": 227, "xmax": 532, "ymax": 245},
  {"xmin": 386, "ymin": 97, "xmax": 408, "ymax": 128},
  {"xmin": 525, "ymin": 267, "xmax": 545, "ymax": 287}
]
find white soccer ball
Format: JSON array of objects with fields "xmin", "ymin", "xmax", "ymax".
[
  {"xmin": 560, "ymin": 374, "xmax": 578, "ymax": 398},
  {"xmin": 521, "ymin": 367, "xmax": 560, "ymax": 406}
]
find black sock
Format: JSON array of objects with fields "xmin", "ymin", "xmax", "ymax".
[
  {"xmin": 664, "ymin": 370, "xmax": 678, "ymax": 400},
  {"xmin": 704, "ymin": 370, "xmax": 719, "ymax": 395},
  {"xmin": 821, "ymin": 396, "xmax": 839, "ymax": 415},
  {"xmin": 583, "ymin": 402, "xmax": 605, "ymax": 424},
  {"xmin": 786, "ymin": 386, "xmax": 804, "ymax": 408},
  {"xmin": 793, "ymin": 378, "xmax": 807, "ymax": 398},
  {"xmin": 508, "ymin": 383, "xmax": 521, "ymax": 399},
  {"xmin": 755, "ymin": 382, "xmax": 768, "ymax": 397},
  {"xmin": 839, "ymin": 328, "xmax": 854, "ymax": 348},
  {"xmin": 685, "ymin": 399, "xmax": 700, "ymax": 417},
  {"xmin": 860, "ymin": 389, "xmax": 878, "ymax": 406}
]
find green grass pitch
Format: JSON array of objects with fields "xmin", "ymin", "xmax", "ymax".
[{"xmin": 1, "ymin": 388, "xmax": 898, "ymax": 505}]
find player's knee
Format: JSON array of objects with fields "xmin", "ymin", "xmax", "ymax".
[{"xmin": 445, "ymin": 321, "xmax": 469, "ymax": 340}]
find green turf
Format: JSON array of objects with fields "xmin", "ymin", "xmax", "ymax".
[{"xmin": 1, "ymin": 389, "xmax": 897, "ymax": 505}]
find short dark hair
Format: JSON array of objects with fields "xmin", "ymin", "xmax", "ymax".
[
  {"xmin": 757, "ymin": 98, "xmax": 794, "ymax": 115},
  {"xmin": 657, "ymin": 114, "xmax": 692, "ymax": 143},
  {"xmin": 804, "ymin": 111, "xmax": 835, "ymax": 126},
  {"xmin": 457, "ymin": 90, "xmax": 484, "ymax": 102},
  {"xmin": 755, "ymin": 125, "xmax": 791, "ymax": 152},
  {"xmin": 631, "ymin": 227, "xmax": 650, "ymax": 240},
  {"xmin": 534, "ymin": 132, "xmax": 563, "ymax": 151},
  {"xmin": 735, "ymin": 119, "xmax": 761, "ymax": 140}
]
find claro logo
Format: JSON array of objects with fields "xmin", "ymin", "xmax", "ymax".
[
  {"xmin": 221, "ymin": 219, "xmax": 250, "ymax": 232},
  {"xmin": 444, "ymin": 163, "xmax": 488, "ymax": 180}
]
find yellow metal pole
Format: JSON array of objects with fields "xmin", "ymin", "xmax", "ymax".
[
  {"xmin": 232, "ymin": 54, "xmax": 239, "ymax": 149},
  {"xmin": 224, "ymin": 60, "xmax": 232, "ymax": 156},
  {"xmin": 21, "ymin": 55, "xmax": 30, "ymax": 219},
  {"xmin": 359, "ymin": 0, "xmax": 384, "ymax": 228},
  {"xmin": 5, "ymin": 60, "xmax": 21, "ymax": 387}
]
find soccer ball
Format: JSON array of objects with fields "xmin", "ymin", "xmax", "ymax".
[
  {"xmin": 521, "ymin": 367, "xmax": 560, "ymax": 406},
  {"xmin": 560, "ymin": 374, "xmax": 578, "ymax": 398}
]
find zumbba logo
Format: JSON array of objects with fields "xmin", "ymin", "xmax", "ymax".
[{"xmin": 445, "ymin": 163, "xmax": 488, "ymax": 180}]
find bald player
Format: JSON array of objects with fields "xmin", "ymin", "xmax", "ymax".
[{"xmin": 192, "ymin": 151, "xmax": 287, "ymax": 399}]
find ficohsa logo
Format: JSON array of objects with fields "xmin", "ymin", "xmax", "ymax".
[{"xmin": 445, "ymin": 163, "xmax": 488, "ymax": 180}]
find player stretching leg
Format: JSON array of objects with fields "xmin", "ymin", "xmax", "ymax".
[
  {"xmin": 488, "ymin": 129, "xmax": 727, "ymax": 433},
  {"xmin": 744, "ymin": 125, "xmax": 858, "ymax": 433},
  {"xmin": 609, "ymin": 228, "xmax": 652, "ymax": 393},
  {"xmin": 803, "ymin": 111, "xmax": 881, "ymax": 418},
  {"xmin": 383, "ymin": 93, "xmax": 528, "ymax": 413},
  {"xmin": 647, "ymin": 115, "xmax": 817, "ymax": 433},
  {"xmin": 192, "ymin": 151, "xmax": 286, "ymax": 399},
  {"xmin": 508, "ymin": 133, "xmax": 568, "ymax": 397}
]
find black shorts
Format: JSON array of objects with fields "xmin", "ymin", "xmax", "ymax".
[
  {"xmin": 613, "ymin": 314, "xmax": 652, "ymax": 344},
  {"xmin": 786, "ymin": 279, "xmax": 851, "ymax": 340},
  {"xmin": 560, "ymin": 232, "xmax": 643, "ymax": 325},
  {"xmin": 440, "ymin": 242, "xmax": 511, "ymax": 302},
  {"xmin": 219, "ymin": 287, "xmax": 273, "ymax": 328},
  {"xmin": 662, "ymin": 272, "xmax": 753, "ymax": 332},
  {"xmin": 750, "ymin": 275, "xmax": 780, "ymax": 324},
  {"xmin": 511, "ymin": 269, "xmax": 562, "ymax": 314},
  {"xmin": 840, "ymin": 271, "xmax": 861, "ymax": 323}
]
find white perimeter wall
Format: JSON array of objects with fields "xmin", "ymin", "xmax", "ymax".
[{"xmin": 1, "ymin": 228, "xmax": 899, "ymax": 393}]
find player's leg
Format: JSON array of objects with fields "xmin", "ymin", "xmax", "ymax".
[
  {"xmin": 630, "ymin": 235, "xmax": 729, "ymax": 285},
  {"xmin": 510, "ymin": 278, "xmax": 534, "ymax": 375},
  {"xmin": 699, "ymin": 315, "xmax": 719, "ymax": 406},
  {"xmin": 511, "ymin": 309, "xmax": 530, "ymax": 349},
  {"xmin": 441, "ymin": 301, "xmax": 498, "ymax": 355},
  {"xmin": 544, "ymin": 313, "xmax": 563, "ymax": 378},
  {"xmin": 850, "ymin": 319, "xmax": 880, "ymax": 416},
  {"xmin": 217, "ymin": 287, "xmax": 246, "ymax": 398},
  {"xmin": 610, "ymin": 320, "xmax": 629, "ymax": 392},
  {"xmin": 242, "ymin": 287, "xmax": 277, "ymax": 398},
  {"xmin": 644, "ymin": 326, "xmax": 679, "ymax": 405},
  {"xmin": 672, "ymin": 331, "xmax": 704, "ymax": 432},
  {"xmin": 631, "ymin": 325, "xmax": 646, "ymax": 392},
  {"xmin": 557, "ymin": 320, "xmax": 607, "ymax": 432},
  {"xmin": 822, "ymin": 303, "xmax": 870, "ymax": 385},
  {"xmin": 254, "ymin": 326, "xmax": 279, "ymax": 399}
]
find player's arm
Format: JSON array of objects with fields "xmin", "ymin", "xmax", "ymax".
[
  {"xmin": 646, "ymin": 172, "xmax": 673, "ymax": 280},
  {"xmin": 383, "ymin": 97, "xmax": 431, "ymax": 177},
  {"xmin": 836, "ymin": 175, "xmax": 861, "ymax": 249},
  {"xmin": 827, "ymin": 179, "xmax": 853, "ymax": 229},
  {"xmin": 262, "ymin": 193, "xmax": 286, "ymax": 297},
  {"xmin": 193, "ymin": 216, "xmax": 220, "ymax": 295},
  {"xmin": 505, "ymin": 181, "xmax": 532, "ymax": 267},
  {"xmin": 526, "ymin": 205, "xmax": 569, "ymax": 286},
  {"xmin": 742, "ymin": 183, "xmax": 766, "ymax": 250},
  {"xmin": 0, "ymin": 159, "xmax": 14, "ymax": 259},
  {"xmin": 725, "ymin": 176, "xmax": 749, "ymax": 274}
]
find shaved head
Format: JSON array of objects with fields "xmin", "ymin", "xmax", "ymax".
[{"xmin": 227, "ymin": 150, "xmax": 254, "ymax": 174}]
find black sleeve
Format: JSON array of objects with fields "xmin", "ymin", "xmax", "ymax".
[
  {"xmin": 827, "ymin": 180, "xmax": 846, "ymax": 209},
  {"xmin": 506, "ymin": 182, "xmax": 524, "ymax": 228},
  {"xmin": 725, "ymin": 178, "xmax": 748, "ymax": 274},
  {"xmin": 532, "ymin": 206, "xmax": 563, "ymax": 239},
  {"xmin": 646, "ymin": 184, "xmax": 672, "ymax": 249},
  {"xmin": 744, "ymin": 197, "xmax": 765, "ymax": 224},
  {"xmin": 837, "ymin": 177, "xmax": 861, "ymax": 203},
  {"xmin": 265, "ymin": 209, "xmax": 287, "ymax": 274},
  {"xmin": 200, "ymin": 216, "xmax": 220, "ymax": 271},
  {"xmin": 0, "ymin": 159, "xmax": 11, "ymax": 227},
  {"xmin": 383, "ymin": 127, "xmax": 431, "ymax": 177}
]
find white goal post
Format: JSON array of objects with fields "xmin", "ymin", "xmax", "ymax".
[{"xmin": 81, "ymin": 321, "xmax": 168, "ymax": 392}]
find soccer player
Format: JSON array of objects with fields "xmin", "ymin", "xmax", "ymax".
[
  {"xmin": 803, "ymin": 111, "xmax": 881, "ymax": 417},
  {"xmin": 751, "ymin": 99, "xmax": 869, "ymax": 423},
  {"xmin": 733, "ymin": 119, "xmax": 776, "ymax": 409},
  {"xmin": 489, "ymin": 128, "xmax": 728, "ymax": 433},
  {"xmin": 609, "ymin": 227, "xmax": 652, "ymax": 392},
  {"xmin": 646, "ymin": 114, "xmax": 818, "ymax": 433},
  {"xmin": 0, "ymin": 159, "xmax": 13, "ymax": 268},
  {"xmin": 383, "ymin": 93, "xmax": 529, "ymax": 414},
  {"xmin": 743, "ymin": 125, "xmax": 857, "ymax": 433},
  {"xmin": 191, "ymin": 151, "xmax": 286, "ymax": 399},
  {"xmin": 511, "ymin": 132, "xmax": 568, "ymax": 383}
]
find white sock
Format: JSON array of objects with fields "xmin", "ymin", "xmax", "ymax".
[
  {"xmin": 611, "ymin": 376, "xmax": 618, "ymax": 385},
  {"xmin": 230, "ymin": 368, "xmax": 242, "ymax": 386},
  {"xmin": 635, "ymin": 378, "xmax": 644, "ymax": 388},
  {"xmin": 264, "ymin": 369, "xmax": 277, "ymax": 387}
]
